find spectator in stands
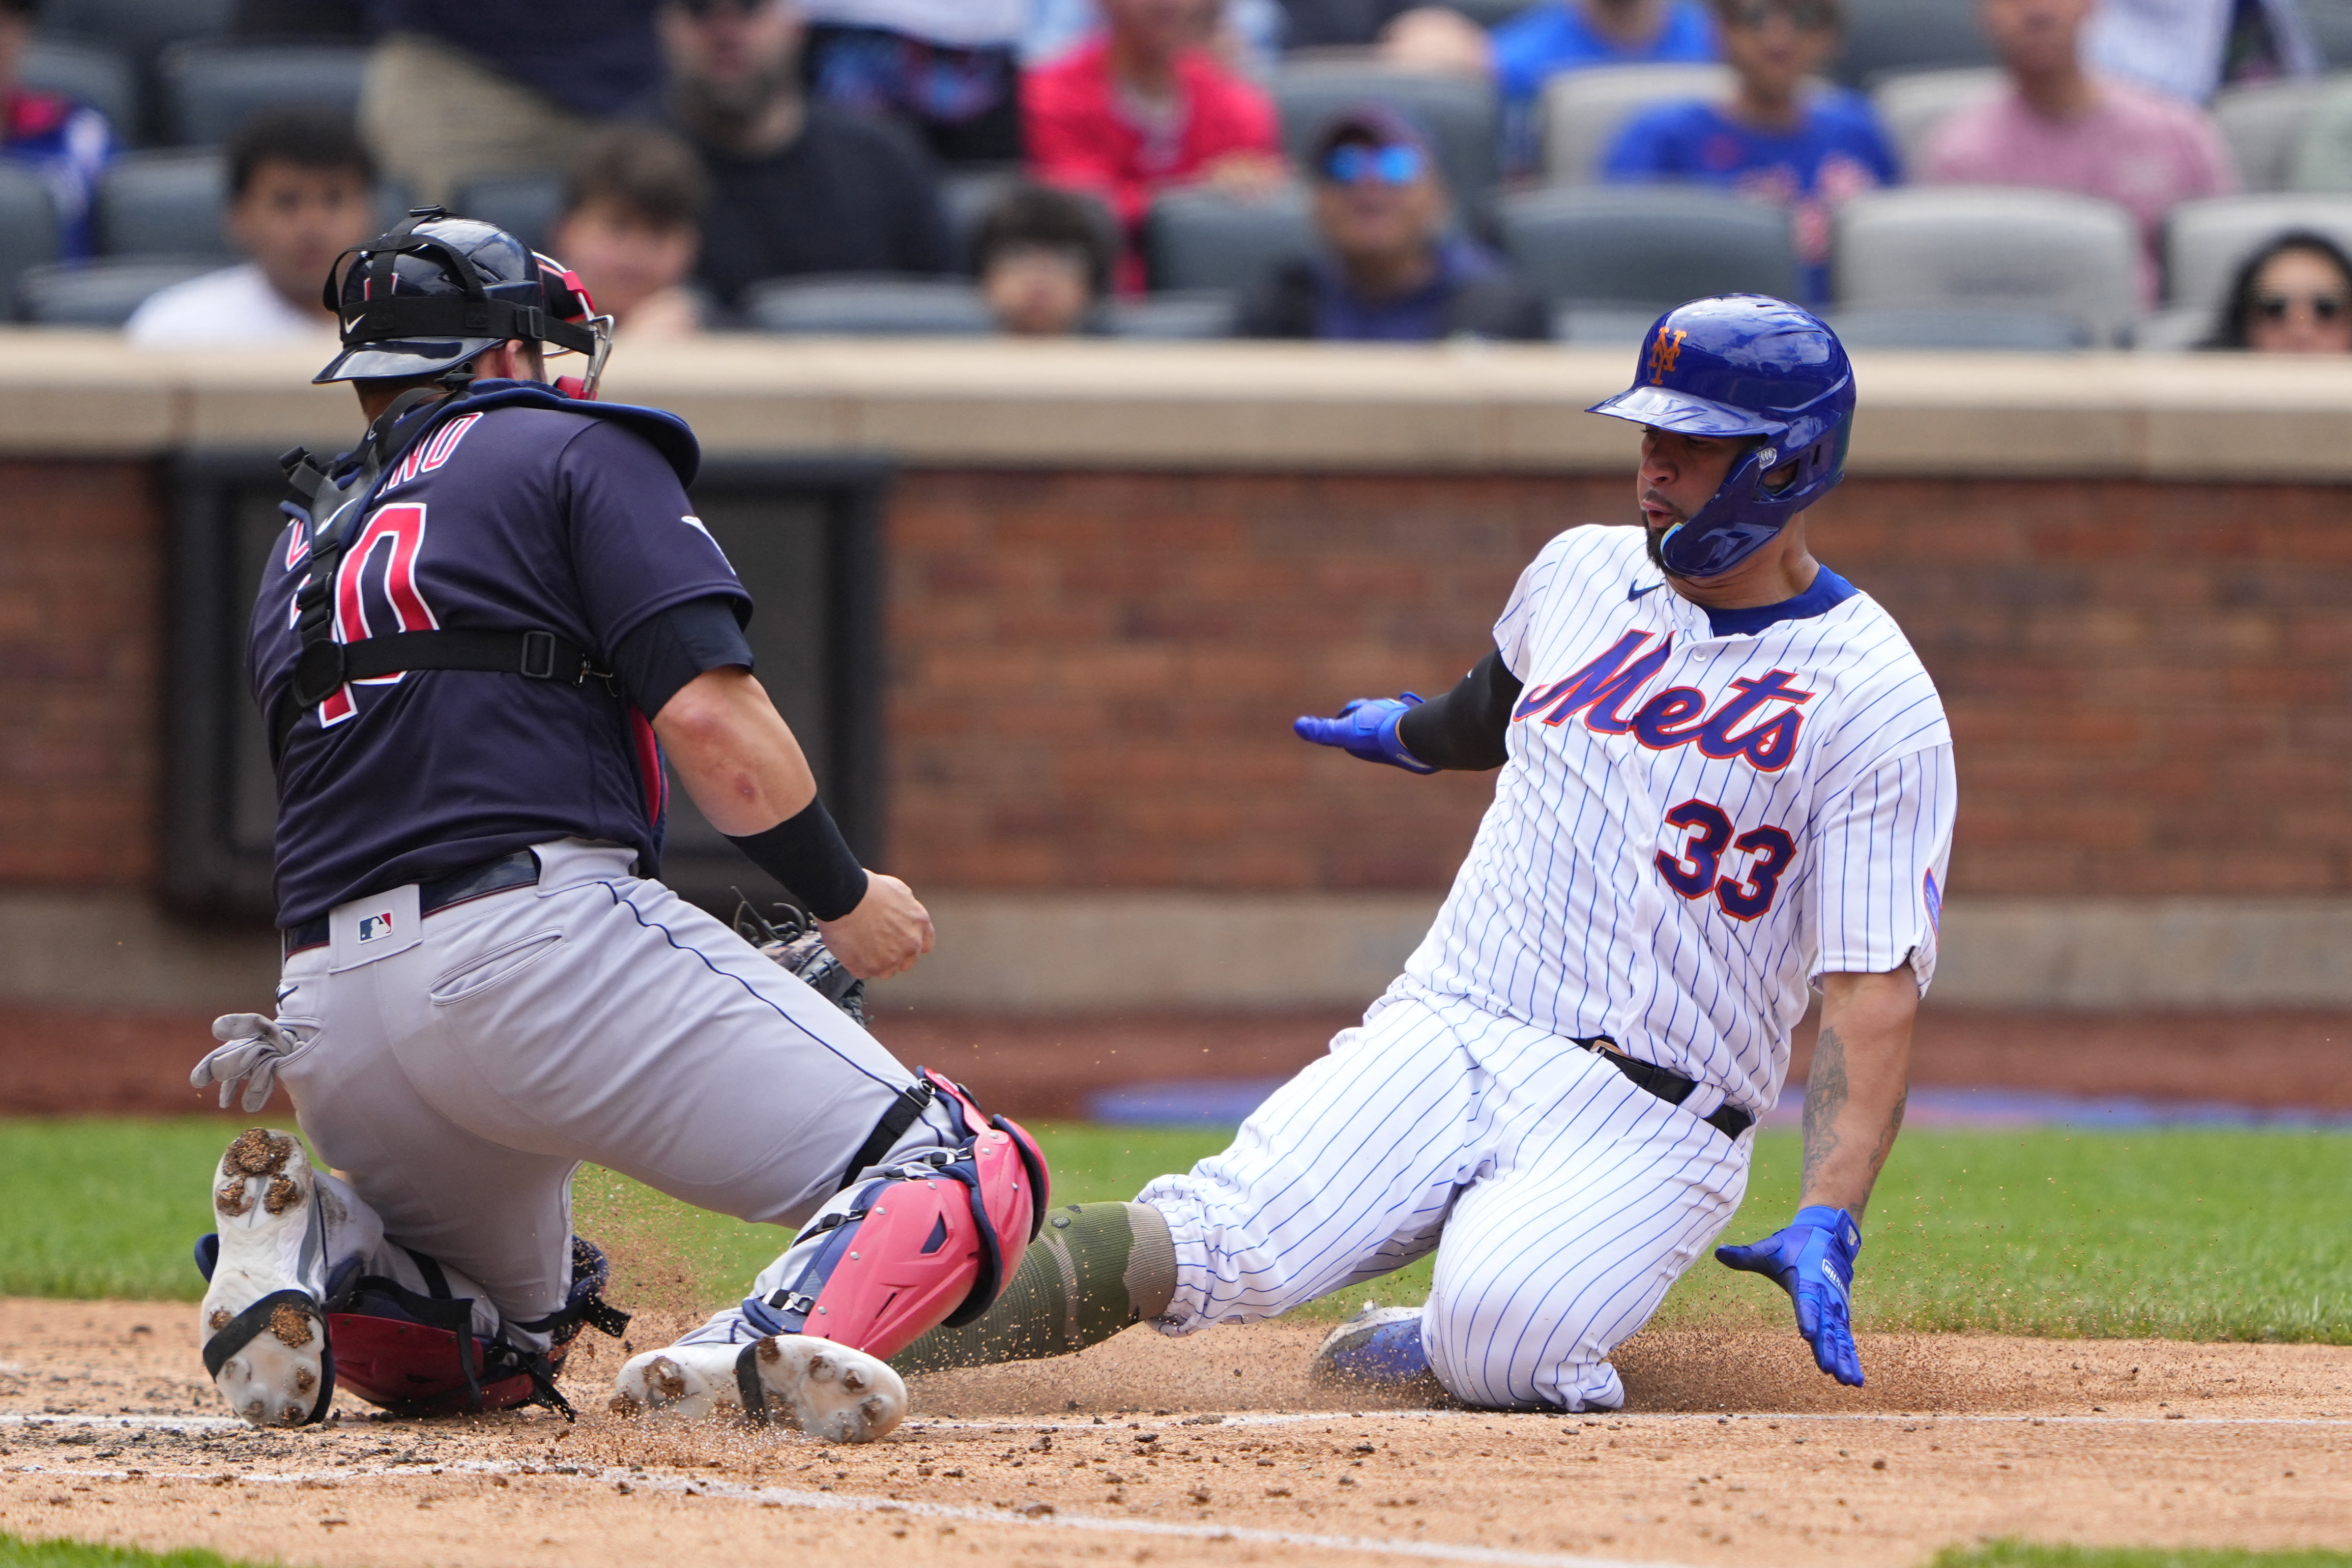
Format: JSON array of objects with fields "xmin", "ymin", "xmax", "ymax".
[
  {"xmin": 662, "ymin": 0, "xmax": 953, "ymax": 313},
  {"xmin": 973, "ymin": 182, "xmax": 1118, "ymax": 334},
  {"xmin": 800, "ymin": 1, "xmax": 1027, "ymax": 162},
  {"xmin": 361, "ymin": 2, "xmax": 663, "ymax": 207},
  {"xmin": 1920, "ymin": 0, "xmax": 2236, "ymax": 299},
  {"xmin": 1486, "ymin": 0, "xmax": 1720, "ymax": 172},
  {"xmin": 1237, "ymin": 105, "xmax": 1548, "ymax": 340},
  {"xmin": 1025, "ymin": 0, "xmax": 1286, "ymax": 292},
  {"xmin": 2205, "ymin": 229, "xmax": 2352, "ymax": 352},
  {"xmin": 548, "ymin": 124, "xmax": 711, "ymax": 338},
  {"xmin": 0, "ymin": 0, "xmax": 114, "ymax": 259},
  {"xmin": 2085, "ymin": 0, "xmax": 2319, "ymax": 106},
  {"xmin": 1603, "ymin": 0, "xmax": 1895, "ymax": 304},
  {"xmin": 126, "ymin": 108, "xmax": 376, "ymax": 347},
  {"xmin": 1491, "ymin": 0, "xmax": 1720, "ymax": 113},
  {"xmin": 1030, "ymin": 0, "xmax": 1286, "ymax": 77}
]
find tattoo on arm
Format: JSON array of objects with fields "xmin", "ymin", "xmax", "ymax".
[
  {"xmin": 1799, "ymin": 1023, "xmax": 1909, "ymax": 1220},
  {"xmin": 1799, "ymin": 1024, "xmax": 1848, "ymax": 1202}
]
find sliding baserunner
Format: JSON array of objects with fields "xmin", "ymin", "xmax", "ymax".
[{"xmin": 895, "ymin": 294, "xmax": 1953, "ymax": 1410}]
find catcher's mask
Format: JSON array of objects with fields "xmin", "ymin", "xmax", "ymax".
[{"xmin": 315, "ymin": 207, "xmax": 616, "ymax": 400}]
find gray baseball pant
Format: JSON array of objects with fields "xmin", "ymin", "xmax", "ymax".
[{"xmin": 257, "ymin": 839, "xmax": 957, "ymax": 1350}]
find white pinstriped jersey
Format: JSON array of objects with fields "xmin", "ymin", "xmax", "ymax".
[{"xmin": 1402, "ymin": 524, "xmax": 1956, "ymax": 1120}]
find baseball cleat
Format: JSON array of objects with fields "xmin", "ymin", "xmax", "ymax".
[
  {"xmin": 199, "ymin": 1127, "xmax": 333, "ymax": 1428},
  {"xmin": 608, "ymin": 1336, "xmax": 907, "ymax": 1443},
  {"xmin": 1311, "ymin": 1303, "xmax": 1446, "ymax": 1400}
]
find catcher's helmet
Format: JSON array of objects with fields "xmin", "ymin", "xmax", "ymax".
[
  {"xmin": 314, "ymin": 207, "xmax": 613, "ymax": 396},
  {"xmin": 1587, "ymin": 294, "xmax": 1855, "ymax": 579}
]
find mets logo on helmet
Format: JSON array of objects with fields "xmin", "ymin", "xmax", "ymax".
[{"xmin": 1647, "ymin": 328, "xmax": 1689, "ymax": 382}]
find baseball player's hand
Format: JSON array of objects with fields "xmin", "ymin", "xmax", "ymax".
[
  {"xmin": 1293, "ymin": 694, "xmax": 1437, "ymax": 774},
  {"xmin": 191, "ymin": 1013, "xmax": 307, "ymax": 1114},
  {"xmin": 817, "ymin": 872, "xmax": 934, "ymax": 982},
  {"xmin": 1715, "ymin": 1206, "xmax": 1865, "ymax": 1386}
]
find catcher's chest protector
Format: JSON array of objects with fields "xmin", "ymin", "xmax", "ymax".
[{"xmin": 767, "ymin": 1071, "xmax": 1049, "ymax": 1361}]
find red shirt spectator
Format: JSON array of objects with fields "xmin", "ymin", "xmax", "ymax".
[{"xmin": 1024, "ymin": 6, "xmax": 1283, "ymax": 293}]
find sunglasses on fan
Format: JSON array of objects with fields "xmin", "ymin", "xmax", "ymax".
[{"xmin": 1322, "ymin": 143, "xmax": 1428, "ymax": 186}]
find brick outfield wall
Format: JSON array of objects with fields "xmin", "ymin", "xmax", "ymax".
[
  {"xmin": 888, "ymin": 470, "xmax": 2352, "ymax": 898},
  {"xmin": 4, "ymin": 459, "xmax": 2347, "ymax": 897}
]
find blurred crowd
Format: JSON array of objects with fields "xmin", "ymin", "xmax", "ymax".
[{"xmin": 4, "ymin": 0, "xmax": 2352, "ymax": 353}]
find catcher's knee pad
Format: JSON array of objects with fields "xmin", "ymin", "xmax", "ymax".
[
  {"xmin": 325, "ymin": 1237, "xmax": 630, "ymax": 1419},
  {"xmin": 747, "ymin": 1069, "xmax": 1049, "ymax": 1361}
]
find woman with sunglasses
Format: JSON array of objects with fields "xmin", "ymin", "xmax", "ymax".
[{"xmin": 2206, "ymin": 229, "xmax": 2352, "ymax": 354}]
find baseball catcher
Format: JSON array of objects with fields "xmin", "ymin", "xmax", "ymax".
[{"xmin": 189, "ymin": 209, "xmax": 1044, "ymax": 1440}]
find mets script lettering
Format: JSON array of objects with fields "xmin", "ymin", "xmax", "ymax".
[{"xmin": 1511, "ymin": 629, "xmax": 1815, "ymax": 772}]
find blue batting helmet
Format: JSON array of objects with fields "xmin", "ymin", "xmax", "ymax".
[{"xmin": 1587, "ymin": 295, "xmax": 1855, "ymax": 579}]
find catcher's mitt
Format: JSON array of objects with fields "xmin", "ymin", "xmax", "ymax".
[{"xmin": 734, "ymin": 896, "xmax": 866, "ymax": 1026}]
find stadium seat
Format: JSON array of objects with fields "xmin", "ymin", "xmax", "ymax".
[
  {"xmin": 1538, "ymin": 63, "xmax": 1733, "ymax": 185},
  {"xmin": 19, "ymin": 37, "xmax": 137, "ymax": 135},
  {"xmin": 39, "ymin": 0, "xmax": 236, "ymax": 140},
  {"xmin": 1499, "ymin": 185, "xmax": 1801, "ymax": 310},
  {"xmin": 2163, "ymin": 192, "xmax": 2352, "ymax": 314},
  {"xmin": 1271, "ymin": 65, "xmax": 1500, "ymax": 209},
  {"xmin": 1832, "ymin": 186, "xmax": 2140, "ymax": 346},
  {"xmin": 95, "ymin": 149, "xmax": 233, "ymax": 258},
  {"xmin": 1141, "ymin": 184, "xmax": 1315, "ymax": 293},
  {"xmin": 741, "ymin": 276, "xmax": 995, "ymax": 335},
  {"xmin": 2307, "ymin": 0, "xmax": 2352, "ymax": 63},
  {"xmin": 448, "ymin": 172, "xmax": 565, "ymax": 253},
  {"xmin": 1826, "ymin": 305, "xmax": 2093, "ymax": 351},
  {"xmin": 18, "ymin": 256, "xmax": 219, "ymax": 326},
  {"xmin": 1108, "ymin": 290, "xmax": 1236, "ymax": 338},
  {"xmin": 0, "ymin": 167, "xmax": 62, "ymax": 320},
  {"xmin": 2213, "ymin": 77, "xmax": 2330, "ymax": 193},
  {"xmin": 2132, "ymin": 307, "xmax": 2216, "ymax": 352},
  {"xmin": 1871, "ymin": 67, "xmax": 2003, "ymax": 177},
  {"xmin": 1833, "ymin": 0, "xmax": 1995, "ymax": 86},
  {"xmin": 159, "ymin": 41, "xmax": 368, "ymax": 146}
]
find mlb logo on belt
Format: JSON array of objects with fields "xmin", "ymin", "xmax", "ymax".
[{"xmin": 356, "ymin": 911, "xmax": 396, "ymax": 945}]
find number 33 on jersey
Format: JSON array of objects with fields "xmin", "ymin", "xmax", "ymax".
[{"xmin": 1404, "ymin": 523, "xmax": 1957, "ymax": 1121}]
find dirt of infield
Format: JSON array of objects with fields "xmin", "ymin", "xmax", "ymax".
[{"xmin": 5, "ymin": 1300, "xmax": 2348, "ymax": 1568}]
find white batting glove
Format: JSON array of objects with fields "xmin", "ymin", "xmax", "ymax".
[{"xmin": 191, "ymin": 1014, "xmax": 308, "ymax": 1114}]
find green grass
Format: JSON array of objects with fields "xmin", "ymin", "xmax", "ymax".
[
  {"xmin": 1931, "ymin": 1544, "xmax": 2352, "ymax": 1568},
  {"xmin": 0, "ymin": 1535, "xmax": 265, "ymax": 1568},
  {"xmin": 3, "ymin": 1118, "xmax": 2347, "ymax": 1343}
]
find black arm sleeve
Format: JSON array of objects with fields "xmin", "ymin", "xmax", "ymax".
[
  {"xmin": 609, "ymin": 596, "xmax": 754, "ymax": 719},
  {"xmin": 1396, "ymin": 649, "xmax": 1523, "ymax": 772}
]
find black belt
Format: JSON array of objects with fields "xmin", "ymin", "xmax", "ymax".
[
  {"xmin": 1576, "ymin": 1036, "xmax": 1754, "ymax": 1140},
  {"xmin": 283, "ymin": 849, "xmax": 541, "ymax": 957}
]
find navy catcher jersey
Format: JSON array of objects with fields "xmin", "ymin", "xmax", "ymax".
[{"xmin": 251, "ymin": 392, "xmax": 745, "ymax": 925}]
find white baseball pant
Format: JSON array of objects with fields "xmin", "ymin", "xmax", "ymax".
[{"xmin": 1139, "ymin": 986, "xmax": 1753, "ymax": 1411}]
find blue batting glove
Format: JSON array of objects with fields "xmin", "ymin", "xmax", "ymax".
[
  {"xmin": 1715, "ymin": 1206, "xmax": 1865, "ymax": 1386},
  {"xmin": 1292, "ymin": 694, "xmax": 1437, "ymax": 774}
]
